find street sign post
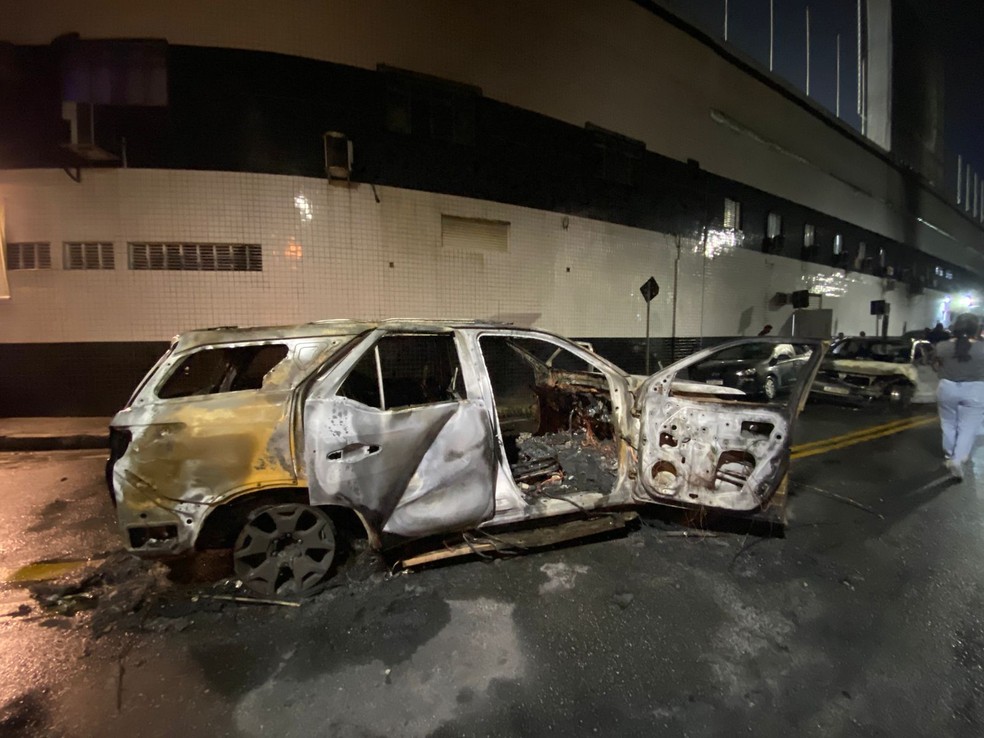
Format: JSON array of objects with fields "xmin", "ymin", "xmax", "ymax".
[{"xmin": 640, "ymin": 277, "xmax": 660, "ymax": 374}]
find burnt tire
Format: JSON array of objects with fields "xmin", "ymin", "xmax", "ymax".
[
  {"xmin": 763, "ymin": 375, "xmax": 778, "ymax": 401},
  {"xmin": 233, "ymin": 503, "xmax": 337, "ymax": 598}
]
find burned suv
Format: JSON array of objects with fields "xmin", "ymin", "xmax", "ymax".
[{"xmin": 108, "ymin": 321, "xmax": 821, "ymax": 596}]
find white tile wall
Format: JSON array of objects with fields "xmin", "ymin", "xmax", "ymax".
[{"xmin": 0, "ymin": 168, "xmax": 947, "ymax": 344}]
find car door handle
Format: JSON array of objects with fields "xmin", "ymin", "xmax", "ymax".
[{"xmin": 326, "ymin": 443, "xmax": 381, "ymax": 462}]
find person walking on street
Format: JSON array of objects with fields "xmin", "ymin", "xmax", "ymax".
[{"xmin": 935, "ymin": 313, "xmax": 984, "ymax": 480}]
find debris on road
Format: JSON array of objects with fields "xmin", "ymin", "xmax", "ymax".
[{"xmin": 30, "ymin": 551, "xmax": 170, "ymax": 635}]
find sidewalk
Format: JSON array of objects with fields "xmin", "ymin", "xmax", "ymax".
[{"xmin": 0, "ymin": 417, "xmax": 111, "ymax": 451}]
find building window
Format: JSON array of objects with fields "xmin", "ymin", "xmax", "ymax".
[
  {"xmin": 5, "ymin": 242, "xmax": 52, "ymax": 270},
  {"xmin": 128, "ymin": 243, "xmax": 262, "ymax": 271},
  {"xmin": 766, "ymin": 212, "xmax": 783, "ymax": 239},
  {"xmin": 723, "ymin": 198, "xmax": 742, "ymax": 230},
  {"xmin": 64, "ymin": 242, "xmax": 115, "ymax": 270},
  {"xmin": 833, "ymin": 234, "xmax": 843, "ymax": 255},
  {"xmin": 587, "ymin": 124, "xmax": 644, "ymax": 187},
  {"xmin": 803, "ymin": 224, "xmax": 815, "ymax": 248},
  {"xmin": 381, "ymin": 66, "xmax": 479, "ymax": 145}
]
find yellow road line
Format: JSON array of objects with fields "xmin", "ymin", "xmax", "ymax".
[
  {"xmin": 792, "ymin": 414, "xmax": 934, "ymax": 453},
  {"xmin": 792, "ymin": 415, "xmax": 937, "ymax": 460}
]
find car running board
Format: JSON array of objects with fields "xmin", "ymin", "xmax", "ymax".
[{"xmin": 398, "ymin": 511, "xmax": 639, "ymax": 569}]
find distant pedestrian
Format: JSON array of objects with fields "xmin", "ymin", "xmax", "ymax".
[
  {"xmin": 927, "ymin": 322, "xmax": 950, "ymax": 344},
  {"xmin": 757, "ymin": 324, "xmax": 773, "ymax": 336},
  {"xmin": 934, "ymin": 313, "xmax": 984, "ymax": 480},
  {"xmin": 859, "ymin": 331, "xmax": 866, "ymax": 337}
]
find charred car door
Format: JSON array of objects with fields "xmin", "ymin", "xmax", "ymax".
[
  {"xmin": 635, "ymin": 338, "xmax": 822, "ymax": 513},
  {"xmin": 303, "ymin": 333, "xmax": 497, "ymax": 541}
]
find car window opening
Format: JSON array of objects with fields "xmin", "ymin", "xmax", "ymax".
[
  {"xmin": 479, "ymin": 336, "xmax": 617, "ymax": 498},
  {"xmin": 671, "ymin": 341, "xmax": 814, "ymax": 406},
  {"xmin": 338, "ymin": 334, "xmax": 465, "ymax": 410},
  {"xmin": 157, "ymin": 343, "xmax": 289, "ymax": 399}
]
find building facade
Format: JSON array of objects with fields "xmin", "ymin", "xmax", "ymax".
[{"xmin": 1, "ymin": 0, "xmax": 981, "ymax": 415}]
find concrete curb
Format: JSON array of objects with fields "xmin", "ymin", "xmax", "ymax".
[{"xmin": 0, "ymin": 434, "xmax": 110, "ymax": 452}]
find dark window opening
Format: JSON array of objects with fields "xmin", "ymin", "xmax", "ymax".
[
  {"xmin": 339, "ymin": 334, "xmax": 465, "ymax": 410},
  {"xmin": 587, "ymin": 124, "xmax": 644, "ymax": 187},
  {"xmin": 337, "ymin": 350, "xmax": 382, "ymax": 408},
  {"xmin": 381, "ymin": 67, "xmax": 479, "ymax": 145},
  {"xmin": 157, "ymin": 344, "xmax": 289, "ymax": 399}
]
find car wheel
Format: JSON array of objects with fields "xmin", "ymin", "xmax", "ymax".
[
  {"xmin": 233, "ymin": 503, "xmax": 337, "ymax": 597},
  {"xmin": 763, "ymin": 375, "xmax": 778, "ymax": 401},
  {"xmin": 888, "ymin": 383, "xmax": 914, "ymax": 409}
]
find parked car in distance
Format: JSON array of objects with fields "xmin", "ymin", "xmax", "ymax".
[
  {"xmin": 684, "ymin": 342, "xmax": 812, "ymax": 401},
  {"xmin": 810, "ymin": 336, "xmax": 937, "ymax": 406},
  {"xmin": 107, "ymin": 321, "xmax": 822, "ymax": 596}
]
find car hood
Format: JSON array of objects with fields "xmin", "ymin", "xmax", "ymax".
[{"xmin": 825, "ymin": 358, "xmax": 918, "ymax": 383}]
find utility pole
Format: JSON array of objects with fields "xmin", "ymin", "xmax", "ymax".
[{"xmin": 835, "ymin": 34, "xmax": 841, "ymax": 116}]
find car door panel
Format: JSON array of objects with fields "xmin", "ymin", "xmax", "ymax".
[
  {"xmin": 305, "ymin": 396, "xmax": 496, "ymax": 538},
  {"xmin": 635, "ymin": 338, "xmax": 822, "ymax": 513},
  {"xmin": 303, "ymin": 332, "xmax": 497, "ymax": 541}
]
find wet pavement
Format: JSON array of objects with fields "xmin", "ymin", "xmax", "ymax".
[{"xmin": 1, "ymin": 404, "xmax": 983, "ymax": 737}]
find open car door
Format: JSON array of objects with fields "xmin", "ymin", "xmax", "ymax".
[
  {"xmin": 635, "ymin": 337, "xmax": 823, "ymax": 517},
  {"xmin": 303, "ymin": 333, "xmax": 497, "ymax": 542}
]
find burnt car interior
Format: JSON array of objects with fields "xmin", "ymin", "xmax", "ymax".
[
  {"xmin": 157, "ymin": 344, "xmax": 290, "ymax": 399},
  {"xmin": 479, "ymin": 336, "xmax": 618, "ymax": 498},
  {"xmin": 336, "ymin": 334, "xmax": 465, "ymax": 410}
]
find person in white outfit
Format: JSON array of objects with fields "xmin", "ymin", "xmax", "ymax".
[{"xmin": 935, "ymin": 312, "xmax": 984, "ymax": 480}]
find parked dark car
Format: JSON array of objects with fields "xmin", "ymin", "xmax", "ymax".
[{"xmin": 685, "ymin": 342, "xmax": 812, "ymax": 401}]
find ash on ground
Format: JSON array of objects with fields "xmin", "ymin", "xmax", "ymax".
[{"xmin": 30, "ymin": 551, "xmax": 171, "ymax": 636}]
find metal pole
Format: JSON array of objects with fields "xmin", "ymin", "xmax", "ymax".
[
  {"xmin": 645, "ymin": 300, "xmax": 652, "ymax": 375},
  {"xmin": 836, "ymin": 34, "xmax": 841, "ymax": 116},
  {"xmin": 805, "ymin": 6, "xmax": 811, "ymax": 95},
  {"xmin": 857, "ymin": 0, "xmax": 863, "ymax": 120},
  {"xmin": 672, "ymin": 236, "xmax": 681, "ymax": 362},
  {"xmin": 724, "ymin": 0, "xmax": 729, "ymax": 41},
  {"xmin": 769, "ymin": 0, "xmax": 774, "ymax": 70}
]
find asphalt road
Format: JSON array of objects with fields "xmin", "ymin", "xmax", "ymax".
[{"xmin": 1, "ymin": 405, "xmax": 982, "ymax": 737}]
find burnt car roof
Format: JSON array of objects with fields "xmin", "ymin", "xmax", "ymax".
[{"xmin": 170, "ymin": 319, "xmax": 552, "ymax": 353}]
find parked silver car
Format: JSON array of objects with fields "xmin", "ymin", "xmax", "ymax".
[{"xmin": 107, "ymin": 321, "xmax": 821, "ymax": 595}]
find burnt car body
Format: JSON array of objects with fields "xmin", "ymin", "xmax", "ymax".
[
  {"xmin": 107, "ymin": 321, "xmax": 822, "ymax": 595},
  {"xmin": 810, "ymin": 336, "xmax": 937, "ymax": 406},
  {"xmin": 686, "ymin": 342, "xmax": 811, "ymax": 401}
]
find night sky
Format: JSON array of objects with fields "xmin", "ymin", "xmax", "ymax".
[{"xmin": 657, "ymin": 0, "xmax": 984, "ymax": 189}]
